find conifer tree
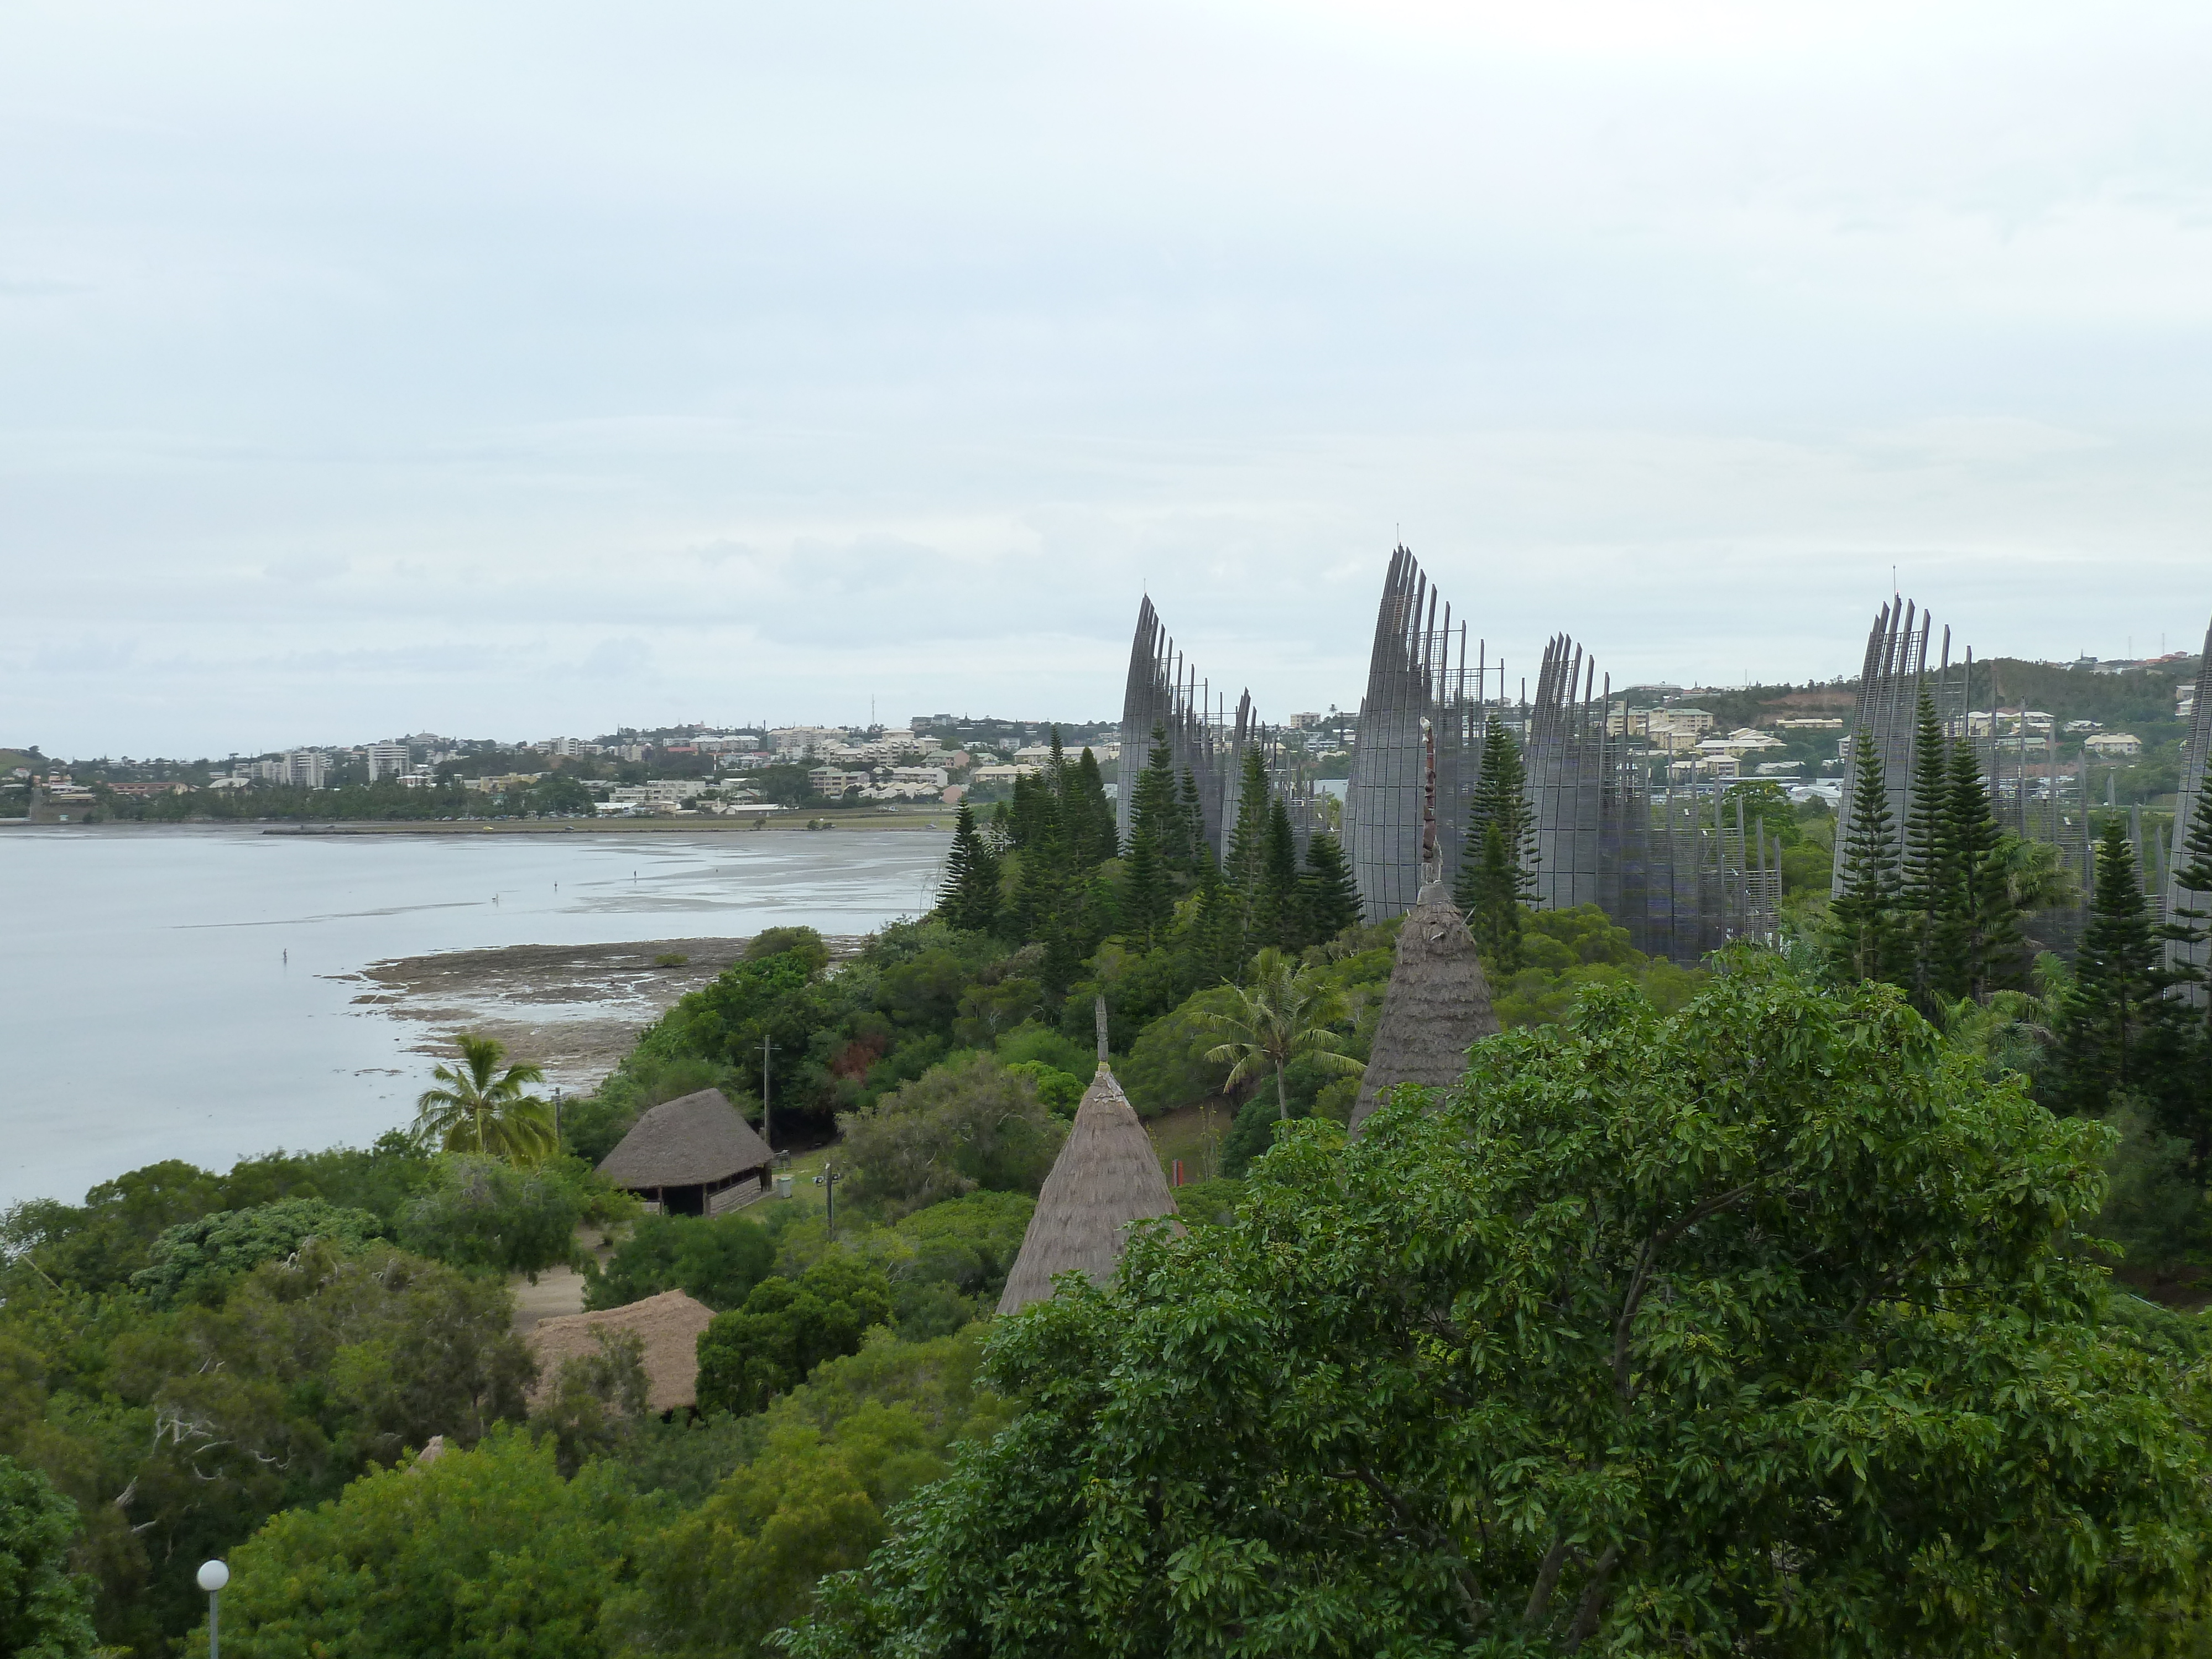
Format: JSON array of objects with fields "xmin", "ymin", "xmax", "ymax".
[
  {"xmin": 1254, "ymin": 797, "xmax": 1303, "ymax": 950},
  {"xmin": 1455, "ymin": 719, "xmax": 1536, "ymax": 910},
  {"xmin": 937, "ymin": 804, "xmax": 1001, "ymax": 933},
  {"xmin": 1065, "ymin": 748, "xmax": 1118, "ymax": 865},
  {"xmin": 1131, "ymin": 725, "xmax": 1184, "ymax": 872},
  {"xmin": 1121, "ymin": 822, "xmax": 1171, "ymax": 946},
  {"xmin": 2052, "ymin": 818, "xmax": 2168, "ymax": 1113},
  {"xmin": 1177, "ymin": 769, "xmax": 1208, "ymax": 872},
  {"xmin": 1898, "ymin": 691, "xmax": 1962, "ymax": 1010},
  {"xmin": 1827, "ymin": 732, "xmax": 1906, "ymax": 985},
  {"xmin": 1224, "ymin": 749, "xmax": 1272, "ymax": 901},
  {"xmin": 1456, "ymin": 719, "xmax": 1535, "ymax": 968},
  {"xmin": 1947, "ymin": 738, "xmax": 2023, "ymax": 998},
  {"xmin": 1299, "ymin": 830, "xmax": 1361, "ymax": 943}
]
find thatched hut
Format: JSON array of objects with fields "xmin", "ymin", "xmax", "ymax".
[
  {"xmin": 524, "ymin": 1289, "xmax": 715, "ymax": 1413},
  {"xmin": 1348, "ymin": 887, "xmax": 1499, "ymax": 1137},
  {"xmin": 997, "ymin": 1063, "xmax": 1177, "ymax": 1316},
  {"xmin": 597, "ymin": 1088, "xmax": 773, "ymax": 1217}
]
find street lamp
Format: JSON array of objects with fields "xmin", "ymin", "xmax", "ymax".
[
  {"xmin": 813, "ymin": 1164, "xmax": 843, "ymax": 1239},
  {"xmin": 198, "ymin": 1559, "xmax": 229, "ymax": 1657}
]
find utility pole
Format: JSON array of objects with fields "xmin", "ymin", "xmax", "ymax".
[
  {"xmin": 815, "ymin": 1164, "xmax": 843, "ymax": 1238},
  {"xmin": 761, "ymin": 1036, "xmax": 772, "ymax": 1151}
]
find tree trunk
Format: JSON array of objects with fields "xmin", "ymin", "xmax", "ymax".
[{"xmin": 1275, "ymin": 1061, "xmax": 1287, "ymax": 1121}]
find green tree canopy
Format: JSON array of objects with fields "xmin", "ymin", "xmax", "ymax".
[
  {"xmin": 0, "ymin": 1455, "xmax": 97, "ymax": 1659},
  {"xmin": 695, "ymin": 1256, "xmax": 895, "ymax": 1417},
  {"xmin": 791, "ymin": 960, "xmax": 2212, "ymax": 1658},
  {"xmin": 131, "ymin": 1196, "xmax": 384, "ymax": 1307},
  {"xmin": 937, "ymin": 804, "xmax": 1003, "ymax": 934},
  {"xmin": 586, "ymin": 1209, "xmax": 776, "ymax": 1313},
  {"xmin": 837, "ymin": 1053, "xmax": 1065, "ymax": 1217},
  {"xmin": 1198, "ymin": 947, "xmax": 1364, "ymax": 1120}
]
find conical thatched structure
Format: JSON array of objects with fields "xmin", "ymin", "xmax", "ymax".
[
  {"xmin": 1348, "ymin": 886, "xmax": 1500, "ymax": 1137},
  {"xmin": 997, "ymin": 1063, "xmax": 1177, "ymax": 1316}
]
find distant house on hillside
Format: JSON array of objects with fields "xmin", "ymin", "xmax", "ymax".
[
  {"xmin": 2084, "ymin": 732, "xmax": 2144, "ymax": 758},
  {"xmin": 597, "ymin": 1089, "xmax": 774, "ymax": 1217}
]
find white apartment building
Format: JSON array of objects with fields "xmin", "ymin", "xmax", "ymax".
[
  {"xmin": 366, "ymin": 743, "xmax": 410, "ymax": 781},
  {"xmin": 808, "ymin": 768, "xmax": 872, "ymax": 794},
  {"xmin": 971, "ymin": 763, "xmax": 1041, "ymax": 786},
  {"xmin": 2084, "ymin": 732, "xmax": 2144, "ymax": 758},
  {"xmin": 605, "ymin": 780, "xmax": 695, "ymax": 808}
]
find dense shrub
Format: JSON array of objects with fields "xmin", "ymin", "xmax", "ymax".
[
  {"xmin": 837, "ymin": 1054, "xmax": 1062, "ymax": 1217},
  {"xmin": 586, "ymin": 1211, "xmax": 776, "ymax": 1312},
  {"xmin": 695, "ymin": 1255, "xmax": 895, "ymax": 1417},
  {"xmin": 397, "ymin": 1155, "xmax": 592, "ymax": 1276},
  {"xmin": 131, "ymin": 1197, "xmax": 384, "ymax": 1307}
]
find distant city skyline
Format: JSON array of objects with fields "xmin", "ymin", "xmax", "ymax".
[{"xmin": 7, "ymin": 1, "xmax": 2211, "ymax": 755}]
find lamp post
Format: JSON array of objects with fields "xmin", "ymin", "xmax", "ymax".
[
  {"xmin": 198, "ymin": 1559, "xmax": 229, "ymax": 1657},
  {"xmin": 761, "ymin": 1035, "xmax": 773, "ymax": 1152},
  {"xmin": 552, "ymin": 1086, "xmax": 563, "ymax": 1153},
  {"xmin": 813, "ymin": 1164, "xmax": 842, "ymax": 1239}
]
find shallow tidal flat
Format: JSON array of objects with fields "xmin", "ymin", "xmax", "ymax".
[{"xmin": 346, "ymin": 935, "xmax": 865, "ymax": 1094}]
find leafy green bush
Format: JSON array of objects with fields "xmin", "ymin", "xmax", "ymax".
[
  {"xmin": 586, "ymin": 1211, "xmax": 775, "ymax": 1312},
  {"xmin": 1220, "ymin": 1095, "xmax": 1309, "ymax": 1180},
  {"xmin": 1117, "ymin": 985, "xmax": 1241, "ymax": 1118},
  {"xmin": 695, "ymin": 1255, "xmax": 894, "ymax": 1417},
  {"xmin": 397, "ymin": 1155, "xmax": 588, "ymax": 1276},
  {"xmin": 1001, "ymin": 1059, "xmax": 1083, "ymax": 1117},
  {"xmin": 890, "ymin": 1191, "xmax": 1033, "ymax": 1306},
  {"xmin": 2096, "ymin": 1096, "xmax": 2206, "ymax": 1273},
  {"xmin": 1168, "ymin": 1177, "xmax": 1245, "ymax": 1228},
  {"xmin": 132, "ymin": 1197, "xmax": 384, "ymax": 1307},
  {"xmin": 213, "ymin": 1428, "xmax": 651, "ymax": 1657},
  {"xmin": 0, "ymin": 1454, "xmax": 97, "ymax": 1659},
  {"xmin": 838, "ymin": 1053, "xmax": 1063, "ymax": 1218}
]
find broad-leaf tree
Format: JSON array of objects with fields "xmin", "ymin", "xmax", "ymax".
[{"xmin": 791, "ymin": 958, "xmax": 2212, "ymax": 1658}]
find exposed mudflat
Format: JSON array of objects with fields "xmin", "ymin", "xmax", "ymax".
[{"xmin": 338, "ymin": 935, "xmax": 865, "ymax": 1094}]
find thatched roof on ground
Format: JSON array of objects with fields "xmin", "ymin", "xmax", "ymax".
[
  {"xmin": 998, "ymin": 1063, "xmax": 1177, "ymax": 1316},
  {"xmin": 596, "ymin": 1088, "xmax": 771, "ymax": 1190},
  {"xmin": 524, "ymin": 1289, "xmax": 715, "ymax": 1413},
  {"xmin": 1348, "ymin": 890, "xmax": 1499, "ymax": 1137}
]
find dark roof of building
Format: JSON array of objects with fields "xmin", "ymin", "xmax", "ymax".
[
  {"xmin": 596, "ymin": 1089, "xmax": 773, "ymax": 1190},
  {"xmin": 1348, "ymin": 891, "xmax": 1500, "ymax": 1137},
  {"xmin": 997, "ymin": 1064, "xmax": 1177, "ymax": 1316}
]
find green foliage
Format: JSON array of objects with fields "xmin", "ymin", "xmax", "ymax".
[
  {"xmin": 530, "ymin": 1328, "xmax": 650, "ymax": 1478},
  {"xmin": 886, "ymin": 1192, "xmax": 1034, "ymax": 1308},
  {"xmin": 131, "ymin": 1197, "xmax": 384, "ymax": 1307},
  {"xmin": 586, "ymin": 1210, "xmax": 776, "ymax": 1312},
  {"xmin": 411, "ymin": 1031, "xmax": 556, "ymax": 1164},
  {"xmin": 837, "ymin": 1053, "xmax": 1064, "ymax": 1217},
  {"xmin": 936, "ymin": 804, "xmax": 1002, "ymax": 933},
  {"xmin": 1487, "ymin": 905, "xmax": 1705, "ymax": 1029},
  {"xmin": 695, "ymin": 1256, "xmax": 895, "ymax": 1417},
  {"xmin": 1296, "ymin": 830, "xmax": 1360, "ymax": 942},
  {"xmin": 0, "ymin": 1455, "xmax": 97, "ymax": 1659},
  {"xmin": 604, "ymin": 1325, "xmax": 1011, "ymax": 1659},
  {"xmin": 1828, "ymin": 729, "xmax": 1906, "ymax": 984},
  {"xmin": 1218, "ymin": 1094, "xmax": 1307, "ymax": 1180},
  {"xmin": 1002, "ymin": 1059, "xmax": 1083, "ymax": 1117},
  {"xmin": 209, "ymin": 1428, "xmax": 653, "ymax": 1658},
  {"xmin": 1167, "ymin": 1177, "xmax": 1245, "ymax": 1227},
  {"xmin": 1118, "ymin": 985, "xmax": 1241, "ymax": 1117},
  {"xmin": 1456, "ymin": 718, "xmax": 1536, "ymax": 964},
  {"xmin": 2053, "ymin": 818, "xmax": 2172, "ymax": 1114},
  {"xmin": 791, "ymin": 960, "xmax": 2212, "ymax": 1658},
  {"xmin": 1197, "ymin": 947, "xmax": 1363, "ymax": 1120},
  {"xmin": 2095, "ymin": 1097, "xmax": 2206, "ymax": 1274},
  {"xmin": 397, "ymin": 1154, "xmax": 592, "ymax": 1277}
]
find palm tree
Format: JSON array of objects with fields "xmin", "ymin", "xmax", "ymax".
[
  {"xmin": 413, "ymin": 1032, "xmax": 557, "ymax": 1164},
  {"xmin": 1199, "ymin": 948, "xmax": 1365, "ymax": 1120}
]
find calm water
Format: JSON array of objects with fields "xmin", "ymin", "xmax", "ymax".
[{"xmin": 2, "ymin": 826, "xmax": 948, "ymax": 1210}]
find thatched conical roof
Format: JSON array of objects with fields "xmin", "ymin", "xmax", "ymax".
[
  {"xmin": 524, "ymin": 1290, "xmax": 715, "ymax": 1413},
  {"xmin": 1348, "ymin": 888, "xmax": 1500, "ymax": 1137},
  {"xmin": 597, "ymin": 1089, "xmax": 772, "ymax": 1190},
  {"xmin": 997, "ymin": 1063, "xmax": 1177, "ymax": 1316}
]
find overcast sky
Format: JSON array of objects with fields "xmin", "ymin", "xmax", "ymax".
[{"xmin": 6, "ymin": 0, "xmax": 2211, "ymax": 757}]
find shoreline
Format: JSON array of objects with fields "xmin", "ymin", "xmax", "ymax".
[{"xmin": 1, "ymin": 813, "xmax": 957, "ymax": 837}]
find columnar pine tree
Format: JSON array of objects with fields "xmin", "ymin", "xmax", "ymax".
[
  {"xmin": 1130, "ymin": 725, "xmax": 1185, "ymax": 873},
  {"xmin": 937, "ymin": 804, "xmax": 1001, "ymax": 933},
  {"xmin": 1455, "ymin": 719, "xmax": 1536, "ymax": 969},
  {"xmin": 1224, "ymin": 749, "xmax": 1272, "ymax": 900},
  {"xmin": 1299, "ymin": 830, "xmax": 1361, "ymax": 943},
  {"xmin": 1255, "ymin": 797, "xmax": 1304, "ymax": 950},
  {"xmin": 1898, "ymin": 691, "xmax": 1962, "ymax": 1010},
  {"xmin": 2052, "ymin": 818, "xmax": 2168, "ymax": 1113},
  {"xmin": 1827, "ymin": 733, "xmax": 1906, "ymax": 985},
  {"xmin": 1947, "ymin": 738, "xmax": 2024, "ymax": 998},
  {"xmin": 1065, "ymin": 748, "xmax": 1119, "ymax": 866},
  {"xmin": 1121, "ymin": 823, "xmax": 1171, "ymax": 947},
  {"xmin": 1177, "ymin": 769, "xmax": 1208, "ymax": 873}
]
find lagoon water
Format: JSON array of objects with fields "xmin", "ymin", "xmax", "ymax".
[{"xmin": 2, "ymin": 826, "xmax": 948, "ymax": 1211}]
